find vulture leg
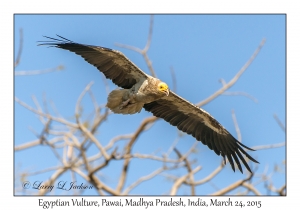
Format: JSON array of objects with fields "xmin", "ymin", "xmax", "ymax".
[{"xmin": 119, "ymin": 98, "xmax": 131, "ymax": 110}]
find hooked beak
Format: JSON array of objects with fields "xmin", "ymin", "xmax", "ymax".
[{"xmin": 164, "ymin": 88, "xmax": 169, "ymax": 96}]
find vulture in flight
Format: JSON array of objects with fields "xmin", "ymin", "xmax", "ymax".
[{"xmin": 39, "ymin": 35, "xmax": 259, "ymax": 173}]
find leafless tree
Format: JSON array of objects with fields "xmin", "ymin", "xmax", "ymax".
[{"xmin": 14, "ymin": 16, "xmax": 285, "ymax": 196}]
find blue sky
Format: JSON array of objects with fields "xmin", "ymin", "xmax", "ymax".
[{"xmin": 14, "ymin": 15, "xmax": 285, "ymax": 195}]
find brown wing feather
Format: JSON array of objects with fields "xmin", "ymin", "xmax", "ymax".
[
  {"xmin": 38, "ymin": 35, "xmax": 149, "ymax": 89},
  {"xmin": 143, "ymin": 91, "xmax": 259, "ymax": 173}
]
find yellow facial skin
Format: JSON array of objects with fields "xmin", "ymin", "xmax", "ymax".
[{"xmin": 158, "ymin": 82, "xmax": 169, "ymax": 96}]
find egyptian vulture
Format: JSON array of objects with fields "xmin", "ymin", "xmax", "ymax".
[{"xmin": 39, "ymin": 35, "xmax": 259, "ymax": 173}]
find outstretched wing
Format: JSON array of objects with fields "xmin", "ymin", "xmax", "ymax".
[
  {"xmin": 143, "ymin": 91, "xmax": 259, "ymax": 173},
  {"xmin": 38, "ymin": 35, "xmax": 149, "ymax": 89}
]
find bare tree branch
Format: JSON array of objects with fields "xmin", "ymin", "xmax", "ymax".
[
  {"xmin": 89, "ymin": 174, "xmax": 119, "ymax": 195},
  {"xmin": 165, "ymin": 135, "xmax": 180, "ymax": 157},
  {"xmin": 90, "ymin": 148, "xmax": 117, "ymax": 175},
  {"xmin": 104, "ymin": 134, "xmax": 133, "ymax": 151},
  {"xmin": 222, "ymin": 90, "xmax": 258, "ymax": 103},
  {"xmin": 32, "ymin": 95, "xmax": 47, "ymax": 124},
  {"xmin": 115, "ymin": 15, "xmax": 156, "ymax": 78},
  {"xmin": 15, "ymin": 65, "xmax": 64, "ymax": 76},
  {"xmin": 273, "ymin": 114, "xmax": 285, "ymax": 132},
  {"xmin": 15, "ymin": 97, "xmax": 78, "ymax": 128},
  {"xmin": 265, "ymin": 181, "xmax": 286, "ymax": 196},
  {"xmin": 278, "ymin": 184, "xmax": 286, "ymax": 196},
  {"xmin": 252, "ymin": 142, "xmax": 285, "ymax": 150},
  {"xmin": 170, "ymin": 66, "xmax": 177, "ymax": 93},
  {"xmin": 211, "ymin": 173, "xmax": 253, "ymax": 195},
  {"xmin": 231, "ymin": 109, "xmax": 242, "ymax": 142},
  {"xmin": 78, "ymin": 123, "xmax": 109, "ymax": 160},
  {"xmin": 15, "ymin": 136, "xmax": 64, "ymax": 151},
  {"xmin": 25, "ymin": 166, "xmax": 61, "ymax": 177},
  {"xmin": 38, "ymin": 167, "xmax": 67, "ymax": 195},
  {"xmin": 144, "ymin": 15, "xmax": 154, "ymax": 53},
  {"xmin": 197, "ymin": 38, "xmax": 266, "ymax": 107},
  {"xmin": 122, "ymin": 167, "xmax": 164, "ymax": 195},
  {"xmin": 185, "ymin": 161, "xmax": 225, "ymax": 186},
  {"xmin": 14, "ymin": 28, "xmax": 23, "ymax": 68},
  {"xmin": 75, "ymin": 81, "xmax": 94, "ymax": 122},
  {"xmin": 174, "ymin": 148, "xmax": 196, "ymax": 195},
  {"xmin": 241, "ymin": 182, "xmax": 261, "ymax": 195},
  {"xmin": 101, "ymin": 73, "xmax": 110, "ymax": 96},
  {"xmin": 116, "ymin": 116, "xmax": 158, "ymax": 193},
  {"xmin": 15, "ymin": 20, "xmax": 285, "ymax": 196},
  {"xmin": 170, "ymin": 166, "xmax": 201, "ymax": 195}
]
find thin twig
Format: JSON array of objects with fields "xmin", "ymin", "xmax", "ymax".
[
  {"xmin": 122, "ymin": 167, "xmax": 164, "ymax": 195},
  {"xmin": 101, "ymin": 73, "xmax": 110, "ymax": 95},
  {"xmin": 15, "ymin": 97, "xmax": 78, "ymax": 128},
  {"xmin": 119, "ymin": 140, "xmax": 199, "ymax": 163},
  {"xmin": 144, "ymin": 15, "xmax": 154, "ymax": 53},
  {"xmin": 241, "ymin": 182, "xmax": 261, "ymax": 195},
  {"xmin": 231, "ymin": 110, "xmax": 242, "ymax": 142},
  {"xmin": 170, "ymin": 66, "xmax": 177, "ymax": 93},
  {"xmin": 15, "ymin": 65, "xmax": 64, "ymax": 76},
  {"xmin": 174, "ymin": 148, "xmax": 196, "ymax": 195},
  {"xmin": 75, "ymin": 81, "xmax": 94, "ymax": 122},
  {"xmin": 222, "ymin": 91, "xmax": 258, "ymax": 103},
  {"xmin": 115, "ymin": 15, "xmax": 156, "ymax": 77},
  {"xmin": 166, "ymin": 136, "xmax": 180, "ymax": 157},
  {"xmin": 119, "ymin": 153, "xmax": 182, "ymax": 163},
  {"xmin": 32, "ymin": 95, "xmax": 46, "ymax": 124},
  {"xmin": 252, "ymin": 142, "xmax": 285, "ymax": 150},
  {"xmin": 78, "ymin": 123, "xmax": 109, "ymax": 160},
  {"xmin": 211, "ymin": 173, "xmax": 253, "ymax": 195},
  {"xmin": 104, "ymin": 134, "xmax": 133, "ymax": 151},
  {"xmin": 88, "ymin": 89, "xmax": 99, "ymax": 114},
  {"xmin": 25, "ymin": 166, "xmax": 61, "ymax": 176},
  {"xmin": 49, "ymin": 99, "xmax": 63, "ymax": 118},
  {"xmin": 185, "ymin": 161, "xmax": 225, "ymax": 186},
  {"xmin": 273, "ymin": 114, "xmax": 285, "ymax": 132},
  {"xmin": 14, "ymin": 28, "xmax": 23, "ymax": 68}
]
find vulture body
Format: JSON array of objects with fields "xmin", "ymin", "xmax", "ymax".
[{"xmin": 39, "ymin": 35, "xmax": 259, "ymax": 173}]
